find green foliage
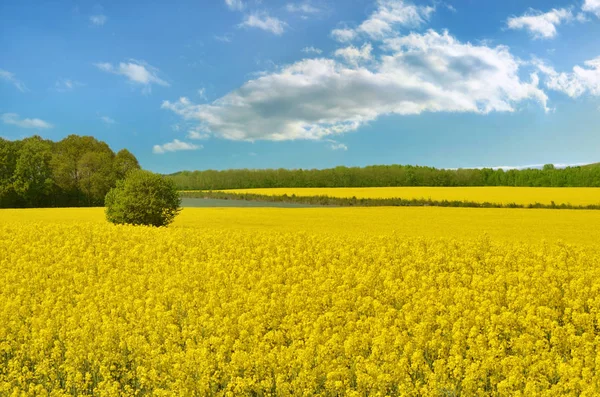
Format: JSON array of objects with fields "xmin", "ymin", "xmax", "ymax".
[
  {"xmin": 113, "ymin": 149, "xmax": 141, "ymax": 180},
  {"xmin": 12, "ymin": 137, "xmax": 55, "ymax": 207},
  {"xmin": 0, "ymin": 135, "xmax": 141, "ymax": 208},
  {"xmin": 168, "ymin": 163, "xmax": 600, "ymax": 190},
  {"xmin": 105, "ymin": 170, "xmax": 181, "ymax": 227}
]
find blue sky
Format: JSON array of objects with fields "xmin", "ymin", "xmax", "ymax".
[{"xmin": 1, "ymin": 0, "xmax": 599, "ymax": 173}]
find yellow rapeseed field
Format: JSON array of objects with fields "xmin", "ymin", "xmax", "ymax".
[
  {"xmin": 2, "ymin": 207, "xmax": 600, "ymax": 395},
  {"xmin": 216, "ymin": 187, "xmax": 600, "ymax": 206}
]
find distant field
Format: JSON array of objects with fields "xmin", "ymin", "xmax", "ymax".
[{"xmin": 213, "ymin": 187, "xmax": 600, "ymax": 206}]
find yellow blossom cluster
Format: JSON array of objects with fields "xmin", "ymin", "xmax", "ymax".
[
  {"xmin": 214, "ymin": 187, "xmax": 600, "ymax": 206},
  {"xmin": 2, "ymin": 209, "xmax": 600, "ymax": 395}
]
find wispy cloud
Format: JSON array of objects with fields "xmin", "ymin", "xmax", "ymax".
[
  {"xmin": 507, "ymin": 8, "xmax": 573, "ymax": 39},
  {"xmin": 225, "ymin": 0, "xmax": 244, "ymax": 11},
  {"xmin": 535, "ymin": 57, "xmax": 600, "ymax": 97},
  {"xmin": 301, "ymin": 46, "xmax": 323, "ymax": 55},
  {"xmin": 326, "ymin": 139, "xmax": 348, "ymax": 151},
  {"xmin": 152, "ymin": 139, "xmax": 202, "ymax": 154},
  {"xmin": 286, "ymin": 2, "xmax": 322, "ymax": 14},
  {"xmin": 94, "ymin": 59, "xmax": 170, "ymax": 93},
  {"xmin": 2, "ymin": 113, "xmax": 53, "ymax": 129},
  {"xmin": 100, "ymin": 116, "xmax": 116, "ymax": 124},
  {"xmin": 214, "ymin": 34, "xmax": 233, "ymax": 43},
  {"xmin": 239, "ymin": 13, "xmax": 287, "ymax": 35},
  {"xmin": 197, "ymin": 87, "xmax": 207, "ymax": 100},
  {"xmin": 90, "ymin": 14, "xmax": 107, "ymax": 26},
  {"xmin": 0, "ymin": 69, "xmax": 28, "ymax": 92},
  {"xmin": 55, "ymin": 78, "xmax": 84, "ymax": 92}
]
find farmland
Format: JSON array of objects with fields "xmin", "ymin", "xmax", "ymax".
[
  {"xmin": 211, "ymin": 187, "xmax": 600, "ymax": 207},
  {"xmin": 2, "ymin": 207, "xmax": 600, "ymax": 395}
]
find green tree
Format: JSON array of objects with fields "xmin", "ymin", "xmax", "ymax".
[
  {"xmin": 113, "ymin": 148, "xmax": 141, "ymax": 180},
  {"xmin": 105, "ymin": 170, "xmax": 181, "ymax": 227},
  {"xmin": 78, "ymin": 151, "xmax": 117, "ymax": 205},
  {"xmin": 12, "ymin": 136, "xmax": 55, "ymax": 207},
  {"xmin": 0, "ymin": 138, "xmax": 21, "ymax": 207},
  {"xmin": 51, "ymin": 135, "xmax": 116, "ymax": 205}
]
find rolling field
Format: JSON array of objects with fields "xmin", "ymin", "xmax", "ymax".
[
  {"xmin": 2, "ymin": 207, "xmax": 600, "ymax": 395},
  {"xmin": 214, "ymin": 187, "xmax": 600, "ymax": 207}
]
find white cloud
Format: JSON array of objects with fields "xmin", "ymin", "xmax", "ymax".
[
  {"xmin": 198, "ymin": 87, "xmax": 207, "ymax": 100},
  {"xmin": 302, "ymin": 46, "xmax": 323, "ymax": 55},
  {"xmin": 583, "ymin": 0, "xmax": 600, "ymax": 17},
  {"xmin": 330, "ymin": 0, "xmax": 435, "ymax": 42},
  {"xmin": 286, "ymin": 2, "xmax": 322, "ymax": 14},
  {"xmin": 90, "ymin": 14, "xmax": 107, "ymax": 26},
  {"xmin": 357, "ymin": 0, "xmax": 435, "ymax": 39},
  {"xmin": 334, "ymin": 43, "xmax": 373, "ymax": 65},
  {"xmin": 507, "ymin": 8, "xmax": 573, "ymax": 39},
  {"xmin": 239, "ymin": 13, "xmax": 287, "ymax": 35},
  {"xmin": 536, "ymin": 57, "xmax": 600, "ymax": 97},
  {"xmin": 55, "ymin": 78, "xmax": 84, "ymax": 92},
  {"xmin": 0, "ymin": 69, "xmax": 28, "ymax": 92},
  {"xmin": 331, "ymin": 28, "xmax": 357, "ymax": 42},
  {"xmin": 225, "ymin": 0, "xmax": 244, "ymax": 11},
  {"xmin": 94, "ymin": 60, "xmax": 169, "ymax": 92},
  {"xmin": 187, "ymin": 126, "xmax": 211, "ymax": 140},
  {"xmin": 214, "ymin": 34, "xmax": 233, "ymax": 43},
  {"xmin": 162, "ymin": 30, "xmax": 548, "ymax": 142},
  {"xmin": 2, "ymin": 113, "xmax": 53, "ymax": 129},
  {"xmin": 100, "ymin": 116, "xmax": 116, "ymax": 124},
  {"xmin": 152, "ymin": 139, "xmax": 202, "ymax": 154},
  {"xmin": 326, "ymin": 139, "xmax": 348, "ymax": 151}
]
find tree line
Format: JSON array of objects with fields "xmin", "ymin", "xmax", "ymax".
[
  {"xmin": 182, "ymin": 190, "xmax": 600, "ymax": 210},
  {"xmin": 0, "ymin": 135, "xmax": 140, "ymax": 208},
  {"xmin": 168, "ymin": 163, "xmax": 600, "ymax": 190}
]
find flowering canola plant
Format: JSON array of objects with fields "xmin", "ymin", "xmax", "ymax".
[
  {"xmin": 214, "ymin": 187, "xmax": 600, "ymax": 207},
  {"xmin": 1, "ymin": 208, "xmax": 600, "ymax": 395}
]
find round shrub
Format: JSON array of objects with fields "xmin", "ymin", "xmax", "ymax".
[{"xmin": 105, "ymin": 170, "xmax": 181, "ymax": 227}]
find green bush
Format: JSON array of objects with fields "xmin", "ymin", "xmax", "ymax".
[{"xmin": 105, "ymin": 170, "xmax": 181, "ymax": 227}]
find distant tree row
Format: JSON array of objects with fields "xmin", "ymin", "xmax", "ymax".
[
  {"xmin": 0, "ymin": 135, "xmax": 140, "ymax": 208},
  {"xmin": 168, "ymin": 163, "xmax": 600, "ymax": 190}
]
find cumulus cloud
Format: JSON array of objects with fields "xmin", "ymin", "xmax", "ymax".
[
  {"xmin": 162, "ymin": 30, "xmax": 548, "ymax": 142},
  {"xmin": 90, "ymin": 14, "xmax": 107, "ymax": 26},
  {"xmin": 331, "ymin": 28, "xmax": 357, "ymax": 42},
  {"xmin": 536, "ymin": 57, "xmax": 600, "ymax": 97},
  {"xmin": 225, "ymin": 0, "xmax": 244, "ymax": 11},
  {"xmin": 0, "ymin": 69, "xmax": 28, "ymax": 92},
  {"xmin": 358, "ymin": 0, "xmax": 435, "ymax": 39},
  {"xmin": 152, "ymin": 139, "xmax": 202, "ymax": 154},
  {"xmin": 507, "ymin": 8, "xmax": 573, "ymax": 39},
  {"xmin": 330, "ymin": 0, "xmax": 434, "ymax": 42},
  {"xmin": 94, "ymin": 60, "xmax": 169, "ymax": 92},
  {"xmin": 239, "ymin": 13, "xmax": 287, "ymax": 35},
  {"xmin": 334, "ymin": 43, "xmax": 373, "ymax": 65},
  {"xmin": 2, "ymin": 113, "xmax": 53, "ymax": 129},
  {"xmin": 583, "ymin": 0, "xmax": 600, "ymax": 17}
]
